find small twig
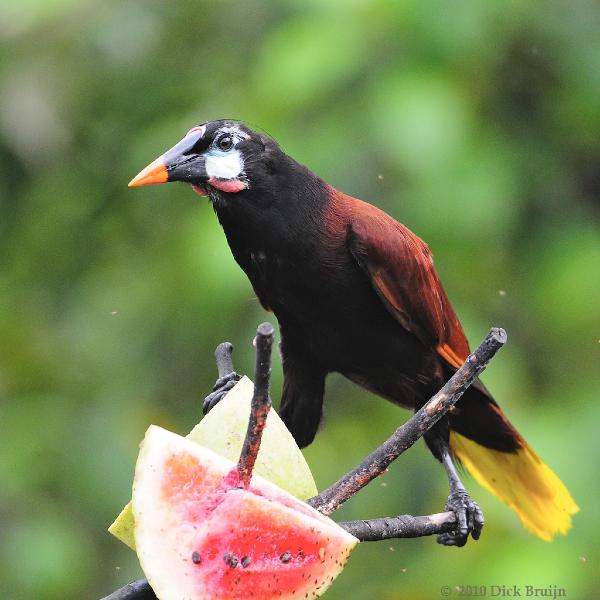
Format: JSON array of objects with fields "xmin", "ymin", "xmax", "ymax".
[
  {"xmin": 214, "ymin": 341, "xmax": 235, "ymax": 378},
  {"xmin": 236, "ymin": 322, "xmax": 274, "ymax": 488},
  {"xmin": 101, "ymin": 329, "xmax": 276, "ymax": 600},
  {"xmin": 339, "ymin": 511, "xmax": 456, "ymax": 541},
  {"xmin": 100, "ymin": 579, "xmax": 156, "ymax": 600},
  {"xmin": 308, "ymin": 327, "xmax": 507, "ymax": 515}
]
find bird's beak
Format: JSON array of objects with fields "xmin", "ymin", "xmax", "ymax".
[
  {"xmin": 128, "ymin": 128, "xmax": 208, "ymax": 188},
  {"xmin": 128, "ymin": 157, "xmax": 168, "ymax": 187}
]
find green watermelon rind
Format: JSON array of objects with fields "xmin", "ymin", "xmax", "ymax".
[
  {"xmin": 108, "ymin": 377, "xmax": 318, "ymax": 550},
  {"xmin": 133, "ymin": 425, "xmax": 358, "ymax": 600}
]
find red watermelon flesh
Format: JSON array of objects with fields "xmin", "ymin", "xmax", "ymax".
[{"xmin": 133, "ymin": 426, "xmax": 358, "ymax": 600}]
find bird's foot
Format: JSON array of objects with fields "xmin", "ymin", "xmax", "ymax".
[
  {"xmin": 437, "ymin": 489, "xmax": 484, "ymax": 547},
  {"xmin": 203, "ymin": 372, "xmax": 242, "ymax": 414}
]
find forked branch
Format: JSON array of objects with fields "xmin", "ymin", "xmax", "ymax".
[{"xmin": 102, "ymin": 326, "xmax": 506, "ymax": 600}]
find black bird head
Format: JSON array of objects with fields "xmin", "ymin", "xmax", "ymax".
[{"xmin": 128, "ymin": 120, "xmax": 282, "ymax": 198}]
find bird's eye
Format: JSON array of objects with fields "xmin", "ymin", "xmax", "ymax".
[{"xmin": 217, "ymin": 135, "xmax": 233, "ymax": 151}]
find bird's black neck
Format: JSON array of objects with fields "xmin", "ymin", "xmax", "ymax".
[
  {"xmin": 211, "ymin": 154, "xmax": 330, "ymax": 253},
  {"xmin": 208, "ymin": 154, "xmax": 335, "ymax": 316}
]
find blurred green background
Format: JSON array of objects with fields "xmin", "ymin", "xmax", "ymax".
[{"xmin": 1, "ymin": 1, "xmax": 599, "ymax": 598}]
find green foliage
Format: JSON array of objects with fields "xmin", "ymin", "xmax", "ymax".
[{"xmin": 1, "ymin": 1, "xmax": 598, "ymax": 598}]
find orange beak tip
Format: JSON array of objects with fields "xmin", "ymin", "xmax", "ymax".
[{"xmin": 128, "ymin": 158, "xmax": 169, "ymax": 187}]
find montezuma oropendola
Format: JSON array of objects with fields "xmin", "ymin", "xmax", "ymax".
[{"xmin": 129, "ymin": 120, "xmax": 578, "ymax": 546}]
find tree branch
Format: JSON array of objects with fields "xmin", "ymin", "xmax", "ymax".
[
  {"xmin": 102, "ymin": 326, "xmax": 506, "ymax": 599},
  {"xmin": 101, "ymin": 510, "xmax": 457, "ymax": 599},
  {"xmin": 307, "ymin": 327, "xmax": 507, "ymax": 515},
  {"xmin": 237, "ymin": 322, "xmax": 274, "ymax": 487},
  {"xmin": 339, "ymin": 511, "xmax": 456, "ymax": 541}
]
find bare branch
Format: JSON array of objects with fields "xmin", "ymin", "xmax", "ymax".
[
  {"xmin": 339, "ymin": 511, "xmax": 456, "ymax": 541},
  {"xmin": 307, "ymin": 327, "xmax": 507, "ymax": 515},
  {"xmin": 236, "ymin": 322, "xmax": 274, "ymax": 487},
  {"xmin": 99, "ymin": 510, "xmax": 454, "ymax": 598},
  {"xmin": 101, "ymin": 326, "xmax": 506, "ymax": 599}
]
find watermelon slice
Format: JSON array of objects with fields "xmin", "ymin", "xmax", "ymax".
[
  {"xmin": 109, "ymin": 377, "xmax": 318, "ymax": 550},
  {"xmin": 133, "ymin": 426, "xmax": 358, "ymax": 600}
]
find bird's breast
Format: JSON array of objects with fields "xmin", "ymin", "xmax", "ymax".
[{"xmin": 249, "ymin": 249, "xmax": 270, "ymax": 283}]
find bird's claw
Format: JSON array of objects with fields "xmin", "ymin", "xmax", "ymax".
[
  {"xmin": 437, "ymin": 489, "xmax": 484, "ymax": 547},
  {"xmin": 202, "ymin": 372, "xmax": 242, "ymax": 415}
]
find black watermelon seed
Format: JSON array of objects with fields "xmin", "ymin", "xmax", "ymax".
[
  {"xmin": 191, "ymin": 551, "xmax": 202, "ymax": 565},
  {"xmin": 241, "ymin": 555, "xmax": 251, "ymax": 568},
  {"xmin": 280, "ymin": 552, "xmax": 292, "ymax": 563},
  {"xmin": 223, "ymin": 553, "xmax": 238, "ymax": 568}
]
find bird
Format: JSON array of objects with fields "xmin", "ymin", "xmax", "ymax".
[{"xmin": 129, "ymin": 119, "xmax": 578, "ymax": 546}]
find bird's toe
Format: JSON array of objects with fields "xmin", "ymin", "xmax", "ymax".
[
  {"xmin": 437, "ymin": 489, "xmax": 484, "ymax": 547},
  {"xmin": 202, "ymin": 372, "xmax": 241, "ymax": 414}
]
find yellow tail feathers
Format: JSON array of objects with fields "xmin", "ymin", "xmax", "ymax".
[{"xmin": 449, "ymin": 431, "xmax": 579, "ymax": 541}]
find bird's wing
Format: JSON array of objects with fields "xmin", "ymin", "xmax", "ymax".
[{"xmin": 347, "ymin": 201, "xmax": 470, "ymax": 369}]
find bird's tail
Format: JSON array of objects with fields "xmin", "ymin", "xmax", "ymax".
[{"xmin": 449, "ymin": 388, "xmax": 578, "ymax": 541}]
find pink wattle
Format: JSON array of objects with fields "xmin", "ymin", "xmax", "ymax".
[
  {"xmin": 208, "ymin": 178, "xmax": 248, "ymax": 193},
  {"xmin": 192, "ymin": 184, "xmax": 208, "ymax": 197}
]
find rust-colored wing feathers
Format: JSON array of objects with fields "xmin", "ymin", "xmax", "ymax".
[
  {"xmin": 346, "ymin": 196, "xmax": 470, "ymax": 369},
  {"xmin": 337, "ymin": 192, "xmax": 579, "ymax": 542}
]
